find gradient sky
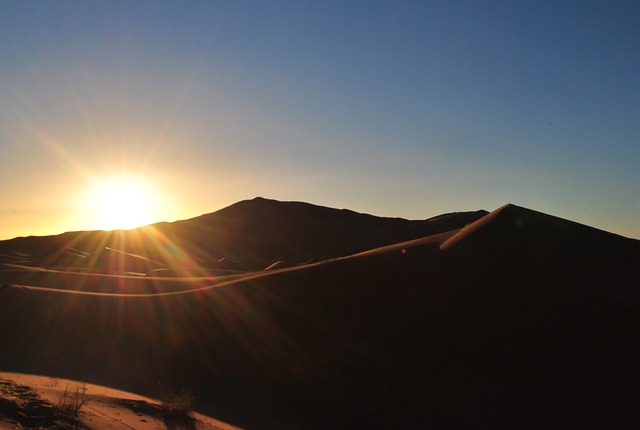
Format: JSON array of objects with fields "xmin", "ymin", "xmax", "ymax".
[{"xmin": 1, "ymin": 0, "xmax": 639, "ymax": 240}]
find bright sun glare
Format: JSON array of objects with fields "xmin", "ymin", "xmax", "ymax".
[{"xmin": 79, "ymin": 176, "xmax": 160, "ymax": 231}]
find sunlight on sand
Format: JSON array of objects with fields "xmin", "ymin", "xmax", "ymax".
[{"xmin": 0, "ymin": 372, "xmax": 238, "ymax": 430}]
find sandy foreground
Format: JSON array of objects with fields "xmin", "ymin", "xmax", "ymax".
[{"xmin": 0, "ymin": 372, "xmax": 239, "ymax": 430}]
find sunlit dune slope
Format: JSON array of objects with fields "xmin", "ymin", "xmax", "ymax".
[
  {"xmin": 0, "ymin": 264, "xmax": 231, "ymax": 294},
  {"xmin": 0, "ymin": 201, "xmax": 639, "ymax": 428},
  {"xmin": 0, "ymin": 371, "xmax": 238, "ymax": 430}
]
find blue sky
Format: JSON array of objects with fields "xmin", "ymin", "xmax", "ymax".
[{"xmin": 1, "ymin": 1, "xmax": 639, "ymax": 239}]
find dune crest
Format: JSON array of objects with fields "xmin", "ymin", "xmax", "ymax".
[{"xmin": 442, "ymin": 202, "xmax": 637, "ymax": 253}]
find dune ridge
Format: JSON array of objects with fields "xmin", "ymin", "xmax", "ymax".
[
  {"xmin": 441, "ymin": 202, "xmax": 637, "ymax": 253},
  {"xmin": 0, "ymin": 197, "xmax": 487, "ymax": 273}
]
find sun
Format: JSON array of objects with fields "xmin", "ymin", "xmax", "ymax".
[{"xmin": 78, "ymin": 176, "xmax": 161, "ymax": 231}]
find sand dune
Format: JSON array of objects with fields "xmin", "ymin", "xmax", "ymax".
[
  {"xmin": 0, "ymin": 197, "xmax": 486, "ymax": 272},
  {"xmin": 441, "ymin": 203, "xmax": 638, "ymax": 254},
  {"xmin": 0, "ymin": 371, "xmax": 238, "ymax": 430},
  {"xmin": 0, "ymin": 199, "xmax": 639, "ymax": 428}
]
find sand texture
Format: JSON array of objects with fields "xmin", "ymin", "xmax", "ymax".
[{"xmin": 0, "ymin": 372, "xmax": 238, "ymax": 429}]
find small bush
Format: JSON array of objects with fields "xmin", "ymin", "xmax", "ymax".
[
  {"xmin": 158, "ymin": 389, "xmax": 194, "ymax": 418},
  {"xmin": 56, "ymin": 383, "xmax": 95, "ymax": 416}
]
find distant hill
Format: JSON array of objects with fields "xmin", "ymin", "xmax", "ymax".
[{"xmin": 0, "ymin": 197, "xmax": 487, "ymax": 272}]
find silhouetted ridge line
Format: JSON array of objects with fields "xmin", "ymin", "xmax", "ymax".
[
  {"xmin": 0, "ymin": 197, "xmax": 486, "ymax": 271},
  {"xmin": 441, "ymin": 203, "xmax": 638, "ymax": 253},
  {"xmin": 441, "ymin": 203, "xmax": 640, "ymax": 295},
  {"xmin": 128, "ymin": 197, "xmax": 489, "ymax": 269}
]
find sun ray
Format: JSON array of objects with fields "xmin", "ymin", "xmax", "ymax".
[{"xmin": 77, "ymin": 175, "xmax": 161, "ymax": 231}]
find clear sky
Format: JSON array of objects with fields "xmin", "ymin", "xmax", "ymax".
[{"xmin": 1, "ymin": 0, "xmax": 639, "ymax": 240}]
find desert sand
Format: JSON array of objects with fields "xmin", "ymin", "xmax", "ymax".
[
  {"xmin": 0, "ymin": 198, "xmax": 639, "ymax": 428},
  {"xmin": 0, "ymin": 371, "xmax": 238, "ymax": 429}
]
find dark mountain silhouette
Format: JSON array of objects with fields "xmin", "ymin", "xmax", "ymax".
[
  {"xmin": 0, "ymin": 197, "xmax": 487, "ymax": 272},
  {"xmin": 0, "ymin": 200, "xmax": 639, "ymax": 428}
]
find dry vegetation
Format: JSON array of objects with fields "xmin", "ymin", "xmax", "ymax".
[
  {"xmin": 56, "ymin": 383, "xmax": 95, "ymax": 416},
  {"xmin": 158, "ymin": 389, "xmax": 194, "ymax": 418}
]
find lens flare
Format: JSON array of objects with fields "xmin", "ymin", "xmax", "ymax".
[{"xmin": 78, "ymin": 176, "xmax": 160, "ymax": 231}]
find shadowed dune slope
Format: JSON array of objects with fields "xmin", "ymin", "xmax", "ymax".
[
  {"xmin": 442, "ymin": 203, "xmax": 638, "ymax": 255},
  {"xmin": 0, "ymin": 202, "xmax": 639, "ymax": 428},
  {"xmin": 442, "ymin": 203, "xmax": 640, "ymax": 298}
]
